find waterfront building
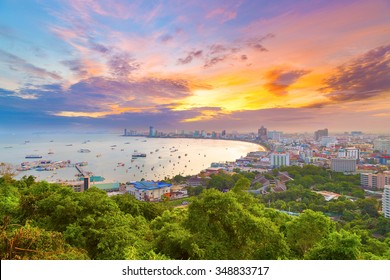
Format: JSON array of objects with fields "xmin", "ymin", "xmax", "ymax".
[
  {"xmin": 361, "ymin": 171, "xmax": 390, "ymax": 189},
  {"xmin": 126, "ymin": 181, "xmax": 171, "ymax": 202},
  {"xmin": 270, "ymin": 153, "xmax": 290, "ymax": 168},
  {"xmin": 331, "ymin": 158, "xmax": 356, "ymax": 172},
  {"xmin": 314, "ymin": 128, "xmax": 328, "ymax": 141},
  {"xmin": 149, "ymin": 126, "xmax": 156, "ymax": 137},
  {"xmin": 383, "ymin": 185, "xmax": 390, "ymax": 218},
  {"xmin": 373, "ymin": 139, "xmax": 390, "ymax": 153}
]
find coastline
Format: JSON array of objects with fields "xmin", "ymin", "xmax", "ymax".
[{"xmin": 4, "ymin": 133, "xmax": 264, "ymax": 183}]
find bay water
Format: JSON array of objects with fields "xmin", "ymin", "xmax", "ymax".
[{"xmin": 0, "ymin": 132, "xmax": 264, "ymax": 183}]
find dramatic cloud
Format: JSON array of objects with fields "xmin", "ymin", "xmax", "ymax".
[
  {"xmin": 264, "ymin": 69, "xmax": 310, "ymax": 96},
  {"xmin": 322, "ymin": 44, "xmax": 390, "ymax": 102},
  {"xmin": 1, "ymin": 1, "xmax": 389, "ymax": 133},
  {"xmin": 0, "ymin": 50, "xmax": 62, "ymax": 80}
]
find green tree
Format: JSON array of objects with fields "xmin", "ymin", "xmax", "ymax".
[
  {"xmin": 286, "ymin": 209, "xmax": 335, "ymax": 257},
  {"xmin": 305, "ymin": 230, "xmax": 361, "ymax": 260},
  {"xmin": 186, "ymin": 189, "xmax": 289, "ymax": 259},
  {"xmin": 231, "ymin": 177, "xmax": 251, "ymax": 193},
  {"xmin": 0, "ymin": 181, "xmax": 20, "ymax": 225}
]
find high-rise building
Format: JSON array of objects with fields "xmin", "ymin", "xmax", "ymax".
[
  {"xmin": 361, "ymin": 171, "xmax": 390, "ymax": 189},
  {"xmin": 270, "ymin": 153, "xmax": 290, "ymax": 168},
  {"xmin": 258, "ymin": 126, "xmax": 267, "ymax": 141},
  {"xmin": 314, "ymin": 128, "xmax": 328, "ymax": 141},
  {"xmin": 338, "ymin": 148, "xmax": 360, "ymax": 160},
  {"xmin": 149, "ymin": 126, "xmax": 156, "ymax": 137},
  {"xmin": 221, "ymin": 130, "xmax": 226, "ymax": 137},
  {"xmin": 383, "ymin": 185, "xmax": 390, "ymax": 218},
  {"xmin": 331, "ymin": 158, "xmax": 356, "ymax": 172}
]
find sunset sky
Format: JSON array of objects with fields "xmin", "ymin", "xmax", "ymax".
[{"xmin": 0, "ymin": 0, "xmax": 389, "ymax": 133}]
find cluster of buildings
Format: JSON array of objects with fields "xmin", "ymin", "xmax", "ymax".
[
  {"xmin": 123, "ymin": 127, "xmax": 258, "ymax": 141},
  {"xmin": 93, "ymin": 126, "xmax": 390, "ymax": 217}
]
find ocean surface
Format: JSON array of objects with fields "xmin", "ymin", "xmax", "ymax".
[{"xmin": 0, "ymin": 133, "xmax": 264, "ymax": 183}]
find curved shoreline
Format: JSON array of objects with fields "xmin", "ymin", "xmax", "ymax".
[
  {"xmin": 5, "ymin": 133, "xmax": 265, "ymax": 183},
  {"xmin": 123, "ymin": 135, "xmax": 267, "ymax": 152}
]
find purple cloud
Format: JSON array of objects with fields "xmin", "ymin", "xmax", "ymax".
[
  {"xmin": 246, "ymin": 33, "xmax": 275, "ymax": 52},
  {"xmin": 108, "ymin": 52, "xmax": 140, "ymax": 78},
  {"xmin": 322, "ymin": 44, "xmax": 390, "ymax": 102},
  {"xmin": 177, "ymin": 50, "xmax": 203, "ymax": 65},
  {"xmin": 0, "ymin": 50, "xmax": 62, "ymax": 80},
  {"xmin": 61, "ymin": 59, "xmax": 88, "ymax": 77}
]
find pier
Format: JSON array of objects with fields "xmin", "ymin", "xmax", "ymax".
[{"xmin": 75, "ymin": 164, "xmax": 89, "ymax": 177}]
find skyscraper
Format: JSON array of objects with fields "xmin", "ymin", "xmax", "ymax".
[
  {"xmin": 149, "ymin": 126, "xmax": 156, "ymax": 137},
  {"xmin": 314, "ymin": 128, "xmax": 328, "ymax": 141},
  {"xmin": 258, "ymin": 126, "xmax": 267, "ymax": 141}
]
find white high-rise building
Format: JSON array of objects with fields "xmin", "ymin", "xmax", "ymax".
[
  {"xmin": 383, "ymin": 185, "xmax": 390, "ymax": 218},
  {"xmin": 271, "ymin": 153, "xmax": 290, "ymax": 168}
]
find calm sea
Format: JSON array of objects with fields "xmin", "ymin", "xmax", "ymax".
[{"xmin": 0, "ymin": 133, "xmax": 264, "ymax": 183}]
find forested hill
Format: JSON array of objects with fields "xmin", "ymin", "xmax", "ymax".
[{"xmin": 1, "ymin": 172, "xmax": 389, "ymax": 260}]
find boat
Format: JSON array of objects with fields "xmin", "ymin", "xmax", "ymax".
[
  {"xmin": 4, "ymin": 146, "xmax": 13, "ymax": 149},
  {"xmin": 132, "ymin": 153, "xmax": 147, "ymax": 158},
  {"xmin": 66, "ymin": 144, "xmax": 73, "ymax": 146},
  {"xmin": 78, "ymin": 149, "xmax": 91, "ymax": 153},
  {"xmin": 25, "ymin": 155, "xmax": 42, "ymax": 159}
]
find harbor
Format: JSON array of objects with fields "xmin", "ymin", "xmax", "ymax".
[{"xmin": 2, "ymin": 133, "xmax": 262, "ymax": 183}]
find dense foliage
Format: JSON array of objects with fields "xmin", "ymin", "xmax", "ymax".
[{"xmin": 1, "ymin": 166, "xmax": 389, "ymax": 260}]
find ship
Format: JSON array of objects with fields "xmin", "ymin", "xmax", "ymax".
[
  {"xmin": 25, "ymin": 155, "xmax": 42, "ymax": 159},
  {"xmin": 78, "ymin": 149, "xmax": 91, "ymax": 153}
]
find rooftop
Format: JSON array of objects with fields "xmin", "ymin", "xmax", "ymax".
[{"xmin": 133, "ymin": 181, "xmax": 172, "ymax": 190}]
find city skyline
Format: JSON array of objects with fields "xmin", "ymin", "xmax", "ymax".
[{"xmin": 0, "ymin": 0, "xmax": 389, "ymax": 133}]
